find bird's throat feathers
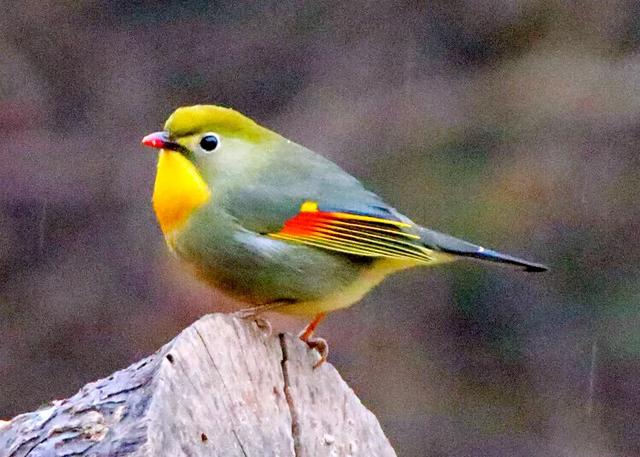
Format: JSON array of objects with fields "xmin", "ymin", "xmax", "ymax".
[{"xmin": 152, "ymin": 150, "xmax": 211, "ymax": 240}]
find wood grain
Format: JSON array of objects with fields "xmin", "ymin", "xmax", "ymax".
[{"xmin": 0, "ymin": 314, "xmax": 396, "ymax": 457}]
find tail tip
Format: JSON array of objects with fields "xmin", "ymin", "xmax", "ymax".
[{"xmin": 523, "ymin": 263, "xmax": 549, "ymax": 273}]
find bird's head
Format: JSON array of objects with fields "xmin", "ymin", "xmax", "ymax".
[
  {"xmin": 142, "ymin": 105, "xmax": 276, "ymax": 239},
  {"xmin": 143, "ymin": 105, "xmax": 274, "ymax": 158}
]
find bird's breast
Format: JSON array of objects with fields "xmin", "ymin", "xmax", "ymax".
[{"xmin": 152, "ymin": 151, "xmax": 211, "ymax": 244}]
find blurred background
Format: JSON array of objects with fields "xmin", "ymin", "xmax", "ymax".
[{"xmin": 1, "ymin": 1, "xmax": 639, "ymax": 455}]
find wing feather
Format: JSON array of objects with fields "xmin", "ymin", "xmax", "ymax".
[{"xmin": 268, "ymin": 201, "xmax": 433, "ymax": 262}]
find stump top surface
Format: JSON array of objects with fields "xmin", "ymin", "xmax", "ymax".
[{"xmin": 0, "ymin": 314, "xmax": 396, "ymax": 457}]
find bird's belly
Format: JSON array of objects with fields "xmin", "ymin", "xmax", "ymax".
[
  {"xmin": 174, "ymin": 225, "xmax": 374, "ymax": 307},
  {"xmin": 185, "ymin": 256, "xmax": 372, "ymax": 312},
  {"xmin": 274, "ymin": 258, "xmax": 418, "ymax": 316},
  {"xmin": 175, "ymin": 221, "xmax": 417, "ymax": 315}
]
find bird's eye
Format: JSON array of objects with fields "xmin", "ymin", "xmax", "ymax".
[{"xmin": 199, "ymin": 133, "xmax": 220, "ymax": 152}]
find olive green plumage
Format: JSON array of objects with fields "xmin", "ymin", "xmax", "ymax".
[{"xmin": 144, "ymin": 105, "xmax": 546, "ymax": 317}]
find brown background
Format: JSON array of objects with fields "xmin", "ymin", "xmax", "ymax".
[{"xmin": 1, "ymin": 1, "xmax": 639, "ymax": 455}]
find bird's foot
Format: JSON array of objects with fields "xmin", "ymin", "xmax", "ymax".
[
  {"xmin": 253, "ymin": 317, "xmax": 272, "ymax": 336},
  {"xmin": 301, "ymin": 336, "xmax": 329, "ymax": 369},
  {"xmin": 233, "ymin": 308, "xmax": 272, "ymax": 337},
  {"xmin": 298, "ymin": 312, "xmax": 328, "ymax": 368}
]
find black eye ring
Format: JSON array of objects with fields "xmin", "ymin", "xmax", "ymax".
[{"xmin": 199, "ymin": 133, "xmax": 220, "ymax": 152}]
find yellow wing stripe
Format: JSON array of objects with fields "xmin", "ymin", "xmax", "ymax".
[
  {"xmin": 312, "ymin": 219, "xmax": 421, "ymax": 240},
  {"xmin": 313, "ymin": 223, "xmax": 424, "ymax": 248},
  {"xmin": 270, "ymin": 201, "xmax": 432, "ymax": 262},
  {"xmin": 310, "ymin": 226, "xmax": 432, "ymax": 261},
  {"xmin": 270, "ymin": 233, "xmax": 391, "ymax": 258},
  {"xmin": 299, "ymin": 200, "xmax": 411, "ymax": 228},
  {"xmin": 271, "ymin": 233, "xmax": 420, "ymax": 260},
  {"xmin": 328, "ymin": 212, "xmax": 411, "ymax": 227}
]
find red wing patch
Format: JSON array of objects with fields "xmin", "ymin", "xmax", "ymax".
[{"xmin": 269, "ymin": 201, "xmax": 433, "ymax": 262}]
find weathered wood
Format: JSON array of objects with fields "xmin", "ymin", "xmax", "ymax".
[{"xmin": 0, "ymin": 314, "xmax": 396, "ymax": 457}]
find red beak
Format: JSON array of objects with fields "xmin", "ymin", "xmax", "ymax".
[{"xmin": 141, "ymin": 131, "xmax": 170, "ymax": 149}]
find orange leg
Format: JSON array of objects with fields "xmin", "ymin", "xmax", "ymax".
[
  {"xmin": 299, "ymin": 312, "xmax": 326, "ymax": 342},
  {"xmin": 298, "ymin": 313, "xmax": 328, "ymax": 368}
]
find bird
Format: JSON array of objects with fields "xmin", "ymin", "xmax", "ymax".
[{"xmin": 142, "ymin": 105, "xmax": 547, "ymax": 367}]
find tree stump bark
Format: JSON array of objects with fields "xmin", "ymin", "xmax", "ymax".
[{"xmin": 0, "ymin": 313, "xmax": 396, "ymax": 457}]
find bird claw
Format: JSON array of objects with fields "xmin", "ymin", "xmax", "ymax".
[
  {"xmin": 253, "ymin": 317, "xmax": 272, "ymax": 336},
  {"xmin": 297, "ymin": 313, "xmax": 328, "ymax": 368},
  {"xmin": 300, "ymin": 335, "xmax": 329, "ymax": 369},
  {"xmin": 233, "ymin": 309, "xmax": 272, "ymax": 337}
]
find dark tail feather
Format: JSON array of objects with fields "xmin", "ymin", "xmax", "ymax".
[{"xmin": 419, "ymin": 228, "xmax": 548, "ymax": 272}]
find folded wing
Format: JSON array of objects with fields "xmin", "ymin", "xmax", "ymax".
[{"xmin": 269, "ymin": 201, "xmax": 434, "ymax": 263}]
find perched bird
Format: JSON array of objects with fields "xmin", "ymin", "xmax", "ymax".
[{"xmin": 142, "ymin": 105, "xmax": 547, "ymax": 366}]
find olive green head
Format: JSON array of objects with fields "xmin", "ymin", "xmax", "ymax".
[
  {"xmin": 164, "ymin": 105, "xmax": 273, "ymax": 142},
  {"xmin": 141, "ymin": 105, "xmax": 281, "ymax": 237},
  {"xmin": 144, "ymin": 105, "xmax": 275, "ymax": 159}
]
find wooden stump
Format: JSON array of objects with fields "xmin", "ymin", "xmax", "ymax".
[{"xmin": 0, "ymin": 314, "xmax": 396, "ymax": 456}]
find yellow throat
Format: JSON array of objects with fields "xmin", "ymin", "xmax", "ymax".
[{"xmin": 152, "ymin": 150, "xmax": 211, "ymax": 240}]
